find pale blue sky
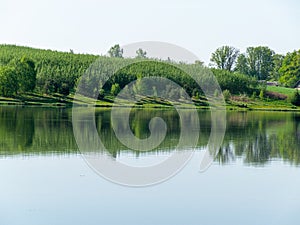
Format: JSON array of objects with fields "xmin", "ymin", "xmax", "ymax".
[{"xmin": 1, "ymin": 0, "xmax": 299, "ymax": 64}]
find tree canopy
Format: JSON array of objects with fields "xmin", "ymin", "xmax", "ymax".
[
  {"xmin": 0, "ymin": 44, "xmax": 299, "ymax": 99},
  {"xmin": 210, "ymin": 46, "xmax": 239, "ymax": 71},
  {"xmin": 135, "ymin": 48, "xmax": 147, "ymax": 59},
  {"xmin": 245, "ymin": 46, "xmax": 274, "ymax": 80},
  {"xmin": 279, "ymin": 50, "xmax": 300, "ymax": 87},
  {"xmin": 108, "ymin": 44, "xmax": 123, "ymax": 58},
  {"xmin": 0, "ymin": 66, "xmax": 18, "ymax": 96},
  {"xmin": 0, "ymin": 56, "xmax": 37, "ymax": 96}
]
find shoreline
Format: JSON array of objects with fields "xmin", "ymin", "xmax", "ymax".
[
  {"xmin": 1, "ymin": 92, "xmax": 299, "ymax": 111},
  {"xmin": 1, "ymin": 99, "xmax": 300, "ymax": 112}
]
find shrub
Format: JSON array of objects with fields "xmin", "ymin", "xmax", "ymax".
[
  {"xmin": 288, "ymin": 90, "xmax": 300, "ymax": 106},
  {"xmin": 192, "ymin": 88, "xmax": 199, "ymax": 98},
  {"xmin": 0, "ymin": 66, "xmax": 18, "ymax": 96},
  {"xmin": 97, "ymin": 89, "xmax": 105, "ymax": 100},
  {"xmin": 211, "ymin": 69, "xmax": 258, "ymax": 95},
  {"xmin": 259, "ymin": 89, "xmax": 265, "ymax": 99},
  {"xmin": 222, "ymin": 89, "xmax": 231, "ymax": 101},
  {"xmin": 110, "ymin": 83, "xmax": 120, "ymax": 96},
  {"xmin": 214, "ymin": 89, "xmax": 220, "ymax": 97}
]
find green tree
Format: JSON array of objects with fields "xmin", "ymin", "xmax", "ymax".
[
  {"xmin": 279, "ymin": 50, "xmax": 300, "ymax": 87},
  {"xmin": 108, "ymin": 44, "xmax": 123, "ymax": 58},
  {"xmin": 246, "ymin": 46, "xmax": 274, "ymax": 80},
  {"xmin": 211, "ymin": 69, "xmax": 258, "ymax": 95},
  {"xmin": 9, "ymin": 56, "xmax": 36, "ymax": 92},
  {"xmin": 222, "ymin": 89, "xmax": 231, "ymax": 102},
  {"xmin": 111, "ymin": 83, "xmax": 120, "ymax": 96},
  {"xmin": 270, "ymin": 54, "xmax": 284, "ymax": 81},
  {"xmin": 289, "ymin": 90, "xmax": 300, "ymax": 106},
  {"xmin": 194, "ymin": 60, "xmax": 204, "ymax": 66},
  {"xmin": 0, "ymin": 66, "xmax": 18, "ymax": 96},
  {"xmin": 210, "ymin": 46, "xmax": 239, "ymax": 71},
  {"xmin": 235, "ymin": 54, "xmax": 249, "ymax": 75},
  {"xmin": 135, "ymin": 48, "xmax": 147, "ymax": 59}
]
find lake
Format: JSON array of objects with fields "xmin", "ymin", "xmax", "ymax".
[{"xmin": 0, "ymin": 106, "xmax": 300, "ymax": 225}]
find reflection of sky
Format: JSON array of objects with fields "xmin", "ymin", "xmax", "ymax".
[
  {"xmin": 116, "ymin": 150, "xmax": 174, "ymax": 167},
  {"xmin": 1, "ymin": 151, "xmax": 299, "ymax": 225}
]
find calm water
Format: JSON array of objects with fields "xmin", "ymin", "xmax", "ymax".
[{"xmin": 1, "ymin": 106, "xmax": 300, "ymax": 225}]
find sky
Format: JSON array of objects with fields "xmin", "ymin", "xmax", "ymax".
[{"xmin": 0, "ymin": 0, "xmax": 299, "ymax": 64}]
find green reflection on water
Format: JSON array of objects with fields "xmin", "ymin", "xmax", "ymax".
[{"xmin": 1, "ymin": 106, "xmax": 300, "ymax": 166}]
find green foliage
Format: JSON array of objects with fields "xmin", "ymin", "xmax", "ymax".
[
  {"xmin": 211, "ymin": 69, "xmax": 258, "ymax": 95},
  {"xmin": 251, "ymin": 91, "xmax": 257, "ymax": 99},
  {"xmin": 210, "ymin": 46, "xmax": 239, "ymax": 71},
  {"xmin": 135, "ymin": 48, "xmax": 147, "ymax": 59},
  {"xmin": 192, "ymin": 88, "xmax": 199, "ymax": 98},
  {"xmin": 98, "ymin": 89, "xmax": 105, "ymax": 99},
  {"xmin": 235, "ymin": 46, "xmax": 275, "ymax": 80},
  {"xmin": 1, "ymin": 44, "xmax": 294, "ymax": 103},
  {"xmin": 235, "ymin": 54, "xmax": 249, "ymax": 75},
  {"xmin": 0, "ymin": 44, "xmax": 97, "ymax": 95},
  {"xmin": 270, "ymin": 54, "xmax": 284, "ymax": 80},
  {"xmin": 259, "ymin": 89, "xmax": 265, "ymax": 99},
  {"xmin": 0, "ymin": 66, "xmax": 18, "ymax": 96},
  {"xmin": 108, "ymin": 44, "xmax": 123, "ymax": 58},
  {"xmin": 9, "ymin": 56, "xmax": 36, "ymax": 92},
  {"xmin": 0, "ymin": 55, "xmax": 37, "ymax": 96},
  {"xmin": 106, "ymin": 61, "xmax": 203, "ymax": 97},
  {"xmin": 288, "ymin": 90, "xmax": 300, "ymax": 106},
  {"xmin": 110, "ymin": 83, "xmax": 120, "ymax": 96},
  {"xmin": 194, "ymin": 60, "xmax": 204, "ymax": 66},
  {"xmin": 222, "ymin": 89, "xmax": 231, "ymax": 101},
  {"xmin": 214, "ymin": 89, "xmax": 220, "ymax": 97},
  {"xmin": 278, "ymin": 50, "xmax": 300, "ymax": 87}
]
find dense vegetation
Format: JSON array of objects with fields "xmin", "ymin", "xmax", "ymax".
[
  {"xmin": 0, "ymin": 56, "xmax": 36, "ymax": 96},
  {"xmin": 0, "ymin": 44, "xmax": 257, "ymax": 99},
  {"xmin": 0, "ymin": 44, "xmax": 299, "ymax": 107},
  {"xmin": 210, "ymin": 45, "xmax": 300, "ymax": 87},
  {"xmin": 0, "ymin": 45, "xmax": 97, "ymax": 96}
]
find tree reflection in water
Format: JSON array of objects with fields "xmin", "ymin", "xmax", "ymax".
[{"xmin": 1, "ymin": 107, "xmax": 300, "ymax": 166}]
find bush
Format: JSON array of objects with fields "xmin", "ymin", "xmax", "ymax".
[
  {"xmin": 0, "ymin": 66, "xmax": 18, "ymax": 96},
  {"xmin": 211, "ymin": 69, "xmax": 258, "ymax": 95},
  {"xmin": 251, "ymin": 91, "xmax": 257, "ymax": 99},
  {"xmin": 222, "ymin": 89, "xmax": 231, "ymax": 101},
  {"xmin": 110, "ymin": 83, "xmax": 120, "ymax": 96},
  {"xmin": 214, "ymin": 89, "xmax": 220, "ymax": 97},
  {"xmin": 59, "ymin": 83, "xmax": 70, "ymax": 95},
  {"xmin": 288, "ymin": 90, "xmax": 300, "ymax": 106},
  {"xmin": 192, "ymin": 88, "xmax": 199, "ymax": 98},
  {"xmin": 259, "ymin": 89, "xmax": 265, "ymax": 99},
  {"xmin": 97, "ymin": 89, "xmax": 105, "ymax": 100}
]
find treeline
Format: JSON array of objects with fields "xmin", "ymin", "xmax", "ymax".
[
  {"xmin": 0, "ymin": 44, "xmax": 259, "ymax": 99},
  {"xmin": 210, "ymin": 45, "xmax": 300, "ymax": 87},
  {"xmin": 0, "ymin": 45, "xmax": 97, "ymax": 96},
  {"xmin": 0, "ymin": 44, "xmax": 298, "ymax": 99}
]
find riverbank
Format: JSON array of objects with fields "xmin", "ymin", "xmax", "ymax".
[{"xmin": 1, "ymin": 92, "xmax": 299, "ymax": 111}]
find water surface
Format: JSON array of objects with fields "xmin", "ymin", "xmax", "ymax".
[{"xmin": 0, "ymin": 107, "xmax": 300, "ymax": 225}]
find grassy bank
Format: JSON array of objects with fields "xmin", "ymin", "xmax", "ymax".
[{"xmin": 1, "ymin": 87, "xmax": 299, "ymax": 111}]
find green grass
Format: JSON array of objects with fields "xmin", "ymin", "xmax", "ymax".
[
  {"xmin": 266, "ymin": 86, "xmax": 296, "ymax": 97},
  {"xmin": 1, "ymin": 90, "xmax": 300, "ymax": 111}
]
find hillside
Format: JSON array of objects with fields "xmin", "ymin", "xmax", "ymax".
[{"xmin": 0, "ymin": 44, "xmax": 299, "ymax": 110}]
